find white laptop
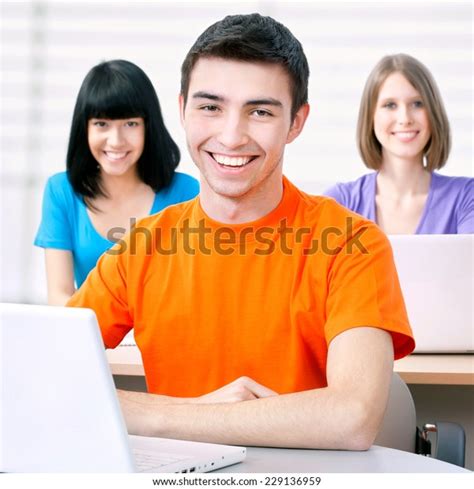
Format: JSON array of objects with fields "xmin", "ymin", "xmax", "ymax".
[
  {"xmin": 389, "ymin": 234, "xmax": 473, "ymax": 354},
  {"xmin": 0, "ymin": 303, "xmax": 246, "ymax": 473}
]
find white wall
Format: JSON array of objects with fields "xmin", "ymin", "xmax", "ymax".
[{"xmin": 1, "ymin": 0, "xmax": 472, "ymax": 303}]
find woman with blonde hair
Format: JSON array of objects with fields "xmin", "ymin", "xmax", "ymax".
[{"xmin": 325, "ymin": 54, "xmax": 472, "ymax": 234}]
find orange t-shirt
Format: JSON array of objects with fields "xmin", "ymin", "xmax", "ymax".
[{"xmin": 68, "ymin": 177, "xmax": 414, "ymax": 396}]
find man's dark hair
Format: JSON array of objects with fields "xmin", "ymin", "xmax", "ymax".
[
  {"xmin": 67, "ymin": 59, "xmax": 180, "ymax": 206},
  {"xmin": 181, "ymin": 13, "xmax": 309, "ymax": 120}
]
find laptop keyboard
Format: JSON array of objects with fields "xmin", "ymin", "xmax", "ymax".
[{"xmin": 133, "ymin": 447, "xmax": 195, "ymax": 472}]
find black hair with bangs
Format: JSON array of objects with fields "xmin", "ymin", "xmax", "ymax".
[{"xmin": 66, "ymin": 59, "xmax": 180, "ymax": 202}]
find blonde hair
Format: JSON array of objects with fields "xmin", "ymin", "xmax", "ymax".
[{"xmin": 357, "ymin": 54, "xmax": 451, "ymax": 171}]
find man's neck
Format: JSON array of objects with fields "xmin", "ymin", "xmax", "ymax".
[{"xmin": 198, "ymin": 173, "xmax": 284, "ymax": 224}]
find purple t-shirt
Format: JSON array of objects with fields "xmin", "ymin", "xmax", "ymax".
[{"xmin": 324, "ymin": 172, "xmax": 473, "ymax": 234}]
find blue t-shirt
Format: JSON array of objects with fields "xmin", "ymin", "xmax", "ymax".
[
  {"xmin": 34, "ymin": 171, "xmax": 199, "ymax": 286},
  {"xmin": 324, "ymin": 172, "xmax": 473, "ymax": 234}
]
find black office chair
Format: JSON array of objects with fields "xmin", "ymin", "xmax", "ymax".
[{"xmin": 374, "ymin": 373, "xmax": 466, "ymax": 467}]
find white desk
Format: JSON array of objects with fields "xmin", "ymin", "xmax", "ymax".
[
  {"xmin": 394, "ymin": 354, "xmax": 474, "ymax": 385},
  {"xmin": 106, "ymin": 347, "xmax": 473, "ymax": 471},
  {"xmin": 215, "ymin": 445, "xmax": 469, "ymax": 473}
]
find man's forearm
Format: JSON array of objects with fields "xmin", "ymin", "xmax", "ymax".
[
  {"xmin": 117, "ymin": 328, "xmax": 393, "ymax": 450},
  {"xmin": 119, "ymin": 386, "xmax": 379, "ymax": 450}
]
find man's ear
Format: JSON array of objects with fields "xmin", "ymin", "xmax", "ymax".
[
  {"xmin": 286, "ymin": 103, "xmax": 310, "ymax": 144},
  {"xmin": 178, "ymin": 94, "xmax": 185, "ymax": 127}
]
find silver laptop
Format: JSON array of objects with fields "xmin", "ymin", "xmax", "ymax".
[
  {"xmin": 389, "ymin": 234, "xmax": 473, "ymax": 354},
  {"xmin": 0, "ymin": 303, "xmax": 246, "ymax": 473}
]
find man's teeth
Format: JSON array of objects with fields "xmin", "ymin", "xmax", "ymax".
[
  {"xmin": 213, "ymin": 154, "xmax": 253, "ymax": 167},
  {"xmin": 105, "ymin": 152, "xmax": 127, "ymax": 160}
]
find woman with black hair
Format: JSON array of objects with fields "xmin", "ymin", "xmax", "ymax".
[{"xmin": 34, "ymin": 60, "xmax": 199, "ymax": 305}]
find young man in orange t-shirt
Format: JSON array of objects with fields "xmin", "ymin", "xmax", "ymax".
[{"xmin": 68, "ymin": 14, "xmax": 414, "ymax": 449}]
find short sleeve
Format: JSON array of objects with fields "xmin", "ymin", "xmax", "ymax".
[
  {"xmin": 457, "ymin": 179, "xmax": 474, "ymax": 234},
  {"xmin": 324, "ymin": 222, "xmax": 415, "ymax": 360},
  {"xmin": 67, "ymin": 241, "xmax": 133, "ymax": 348},
  {"xmin": 34, "ymin": 174, "xmax": 73, "ymax": 250}
]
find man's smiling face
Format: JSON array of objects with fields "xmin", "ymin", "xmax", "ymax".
[{"xmin": 180, "ymin": 57, "xmax": 307, "ymax": 203}]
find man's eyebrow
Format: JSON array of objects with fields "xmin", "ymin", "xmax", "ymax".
[
  {"xmin": 191, "ymin": 92, "xmax": 283, "ymax": 108},
  {"xmin": 192, "ymin": 91, "xmax": 225, "ymax": 102},
  {"xmin": 245, "ymin": 98, "xmax": 283, "ymax": 108}
]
